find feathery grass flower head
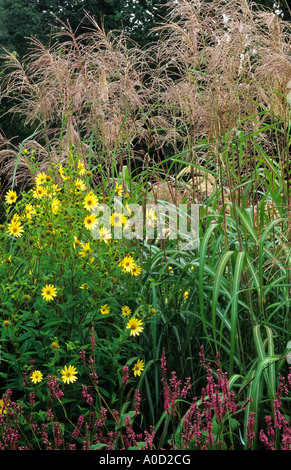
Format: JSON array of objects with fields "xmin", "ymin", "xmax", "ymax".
[
  {"xmin": 31, "ymin": 370, "xmax": 43, "ymax": 384},
  {"xmin": 126, "ymin": 317, "xmax": 144, "ymax": 337},
  {"xmin": 132, "ymin": 359, "xmax": 145, "ymax": 377},
  {"xmin": 5, "ymin": 190, "xmax": 17, "ymax": 204},
  {"xmin": 61, "ymin": 365, "xmax": 78, "ymax": 384},
  {"xmin": 41, "ymin": 284, "xmax": 57, "ymax": 301}
]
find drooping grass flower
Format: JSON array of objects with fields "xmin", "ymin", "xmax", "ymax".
[
  {"xmin": 7, "ymin": 221, "xmax": 24, "ymax": 238},
  {"xmin": 84, "ymin": 214, "xmax": 97, "ymax": 230},
  {"xmin": 122, "ymin": 305, "xmax": 132, "ymax": 316},
  {"xmin": 41, "ymin": 284, "xmax": 57, "ymax": 301},
  {"xmin": 132, "ymin": 359, "xmax": 145, "ymax": 377},
  {"xmin": 5, "ymin": 190, "xmax": 17, "ymax": 204},
  {"xmin": 126, "ymin": 317, "xmax": 144, "ymax": 337},
  {"xmin": 30, "ymin": 370, "xmax": 43, "ymax": 384},
  {"xmin": 100, "ymin": 304, "xmax": 110, "ymax": 315},
  {"xmin": 60, "ymin": 365, "xmax": 78, "ymax": 384},
  {"xmin": 83, "ymin": 192, "xmax": 99, "ymax": 211}
]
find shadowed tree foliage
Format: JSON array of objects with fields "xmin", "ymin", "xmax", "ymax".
[{"xmin": 0, "ymin": 0, "xmax": 169, "ymax": 56}]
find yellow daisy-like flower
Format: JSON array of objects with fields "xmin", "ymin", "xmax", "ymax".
[
  {"xmin": 51, "ymin": 197, "xmax": 61, "ymax": 214},
  {"xmin": 83, "ymin": 192, "xmax": 99, "ymax": 211},
  {"xmin": 7, "ymin": 221, "xmax": 24, "ymax": 238},
  {"xmin": 33, "ymin": 185, "xmax": 45, "ymax": 199},
  {"xmin": 41, "ymin": 284, "xmax": 57, "ymax": 301},
  {"xmin": 125, "ymin": 203, "xmax": 132, "ymax": 215},
  {"xmin": 73, "ymin": 236, "xmax": 81, "ymax": 249},
  {"xmin": 118, "ymin": 255, "xmax": 136, "ymax": 273},
  {"xmin": 100, "ymin": 304, "xmax": 110, "ymax": 315},
  {"xmin": 98, "ymin": 226, "xmax": 112, "ymax": 243},
  {"xmin": 60, "ymin": 364, "xmax": 78, "ymax": 384},
  {"xmin": 126, "ymin": 317, "xmax": 144, "ymax": 337},
  {"xmin": 11, "ymin": 213, "xmax": 20, "ymax": 224},
  {"xmin": 51, "ymin": 341, "xmax": 59, "ymax": 350},
  {"xmin": 5, "ymin": 190, "xmax": 17, "ymax": 204},
  {"xmin": 51, "ymin": 183, "xmax": 61, "ymax": 194},
  {"xmin": 131, "ymin": 264, "xmax": 142, "ymax": 277},
  {"xmin": 80, "ymin": 283, "xmax": 89, "ymax": 290},
  {"xmin": 35, "ymin": 172, "xmax": 47, "ymax": 186},
  {"xmin": 25, "ymin": 204, "xmax": 35, "ymax": 219},
  {"xmin": 121, "ymin": 305, "xmax": 132, "ymax": 317},
  {"xmin": 146, "ymin": 208, "xmax": 157, "ymax": 226},
  {"xmin": 59, "ymin": 164, "xmax": 69, "ymax": 181},
  {"xmin": 0, "ymin": 399, "xmax": 7, "ymax": 416},
  {"xmin": 77, "ymin": 161, "xmax": 86, "ymax": 176},
  {"xmin": 30, "ymin": 370, "xmax": 43, "ymax": 384},
  {"xmin": 183, "ymin": 291, "xmax": 189, "ymax": 300},
  {"xmin": 79, "ymin": 242, "xmax": 92, "ymax": 257},
  {"xmin": 110, "ymin": 212, "xmax": 127, "ymax": 227},
  {"xmin": 84, "ymin": 214, "xmax": 97, "ymax": 230},
  {"xmin": 75, "ymin": 178, "xmax": 86, "ymax": 192},
  {"xmin": 115, "ymin": 182, "xmax": 123, "ymax": 196},
  {"xmin": 3, "ymin": 320, "xmax": 10, "ymax": 327},
  {"xmin": 132, "ymin": 359, "xmax": 145, "ymax": 377}
]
